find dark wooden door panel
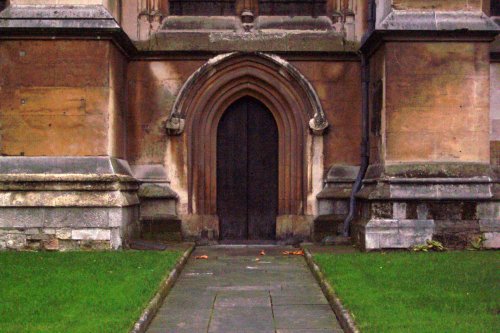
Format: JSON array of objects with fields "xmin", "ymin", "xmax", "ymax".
[
  {"xmin": 247, "ymin": 99, "xmax": 278, "ymax": 240},
  {"xmin": 217, "ymin": 100, "xmax": 248, "ymax": 240},
  {"xmin": 217, "ymin": 97, "xmax": 278, "ymax": 241}
]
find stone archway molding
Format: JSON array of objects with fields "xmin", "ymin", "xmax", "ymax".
[
  {"xmin": 165, "ymin": 51, "xmax": 327, "ymax": 221},
  {"xmin": 165, "ymin": 52, "xmax": 329, "ymax": 136}
]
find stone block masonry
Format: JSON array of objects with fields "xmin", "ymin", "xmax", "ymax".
[{"xmin": 0, "ymin": 157, "xmax": 140, "ymax": 250}]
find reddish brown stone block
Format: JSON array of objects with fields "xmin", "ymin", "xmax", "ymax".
[
  {"xmin": 491, "ymin": 141, "xmax": 500, "ymax": 166},
  {"xmin": 0, "ymin": 113, "xmax": 108, "ymax": 156},
  {"xmin": 54, "ymin": 62, "xmax": 109, "ymax": 87},
  {"xmin": 386, "ymin": 43, "xmax": 489, "ymax": 78},
  {"xmin": 55, "ymin": 40, "xmax": 109, "ymax": 63}
]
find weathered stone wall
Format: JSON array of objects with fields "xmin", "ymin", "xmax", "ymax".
[
  {"xmin": 293, "ymin": 61, "xmax": 362, "ymax": 167},
  {"xmin": 126, "ymin": 57, "xmax": 362, "ymax": 241},
  {"xmin": 368, "ymin": 45, "xmax": 385, "ymax": 166},
  {"xmin": 384, "ymin": 42, "xmax": 490, "ymax": 163},
  {"xmin": 0, "ymin": 40, "xmax": 127, "ymax": 158},
  {"xmin": 0, "ymin": 39, "xmax": 137, "ymax": 251},
  {"xmin": 491, "ymin": 62, "xmax": 500, "ymax": 165},
  {"xmin": 127, "ymin": 60, "xmax": 205, "ymax": 164},
  {"xmin": 127, "ymin": 59, "xmax": 362, "ymax": 168},
  {"xmin": 0, "ymin": 157, "xmax": 140, "ymax": 251},
  {"xmin": 0, "ymin": 206, "xmax": 138, "ymax": 250},
  {"xmin": 351, "ymin": 39, "xmax": 499, "ymax": 250}
]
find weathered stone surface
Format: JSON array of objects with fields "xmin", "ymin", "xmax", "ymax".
[
  {"xmin": 0, "ymin": 233, "xmax": 27, "ymax": 249},
  {"xmin": 384, "ymin": 42, "xmax": 491, "ymax": 164},
  {"xmin": 0, "ymin": 156, "xmax": 133, "ymax": 175},
  {"xmin": 44, "ymin": 208, "xmax": 109, "ymax": 228},
  {"xmin": 140, "ymin": 199, "xmax": 176, "ymax": 218},
  {"xmin": 476, "ymin": 202, "xmax": 500, "ymax": 219},
  {"xmin": 108, "ymin": 206, "xmax": 138, "ymax": 227},
  {"xmin": 42, "ymin": 238, "xmax": 59, "ymax": 251},
  {"xmin": 276, "ymin": 215, "xmax": 313, "ymax": 242},
  {"xmin": 479, "ymin": 219, "xmax": 500, "ymax": 233},
  {"xmin": 363, "ymin": 218, "xmax": 435, "ymax": 250},
  {"xmin": 393, "ymin": 203, "xmax": 407, "ymax": 219},
  {"xmin": 109, "ymin": 228, "xmax": 122, "ymax": 249},
  {"xmin": 130, "ymin": 164, "xmax": 168, "ymax": 182},
  {"xmin": 0, "ymin": 208, "xmax": 44, "ymax": 228},
  {"xmin": 378, "ymin": 10, "xmax": 497, "ymax": 31},
  {"xmin": 392, "ymin": 0, "xmax": 482, "ymax": 11},
  {"xmin": 147, "ymin": 247, "xmax": 341, "ymax": 332},
  {"xmin": 483, "ymin": 232, "xmax": 500, "ymax": 248},
  {"xmin": 71, "ymin": 228, "xmax": 111, "ymax": 241},
  {"xmin": 0, "ymin": 191, "xmax": 139, "ymax": 207},
  {"xmin": 138, "ymin": 183, "xmax": 177, "ymax": 199},
  {"xmin": 55, "ymin": 228, "xmax": 72, "ymax": 240}
]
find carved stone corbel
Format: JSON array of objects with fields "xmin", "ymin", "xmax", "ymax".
[
  {"xmin": 165, "ymin": 116, "xmax": 185, "ymax": 136},
  {"xmin": 309, "ymin": 116, "xmax": 329, "ymax": 136}
]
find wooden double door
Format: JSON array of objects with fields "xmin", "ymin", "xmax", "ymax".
[{"xmin": 217, "ymin": 97, "xmax": 278, "ymax": 241}]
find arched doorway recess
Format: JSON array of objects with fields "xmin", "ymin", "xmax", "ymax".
[{"xmin": 165, "ymin": 52, "xmax": 328, "ymax": 240}]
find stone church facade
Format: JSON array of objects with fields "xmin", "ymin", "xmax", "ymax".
[{"xmin": 0, "ymin": 0, "xmax": 498, "ymax": 250}]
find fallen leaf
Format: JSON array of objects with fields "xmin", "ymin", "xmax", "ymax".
[
  {"xmin": 195, "ymin": 255, "xmax": 208, "ymax": 259},
  {"xmin": 282, "ymin": 250, "xmax": 304, "ymax": 256},
  {"xmin": 259, "ymin": 250, "xmax": 266, "ymax": 256}
]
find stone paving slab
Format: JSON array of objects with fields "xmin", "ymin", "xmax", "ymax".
[{"xmin": 146, "ymin": 246, "xmax": 342, "ymax": 333}]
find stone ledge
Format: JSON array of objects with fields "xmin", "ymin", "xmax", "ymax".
[
  {"xmin": 137, "ymin": 30, "xmax": 354, "ymax": 52},
  {"xmin": 138, "ymin": 183, "xmax": 178, "ymax": 199},
  {"xmin": 366, "ymin": 162, "xmax": 495, "ymax": 179},
  {"xmin": 0, "ymin": 5, "xmax": 120, "ymax": 29},
  {"xmin": 357, "ymin": 180, "xmax": 494, "ymax": 200},
  {"xmin": 161, "ymin": 15, "xmax": 241, "ymax": 31},
  {"xmin": 0, "ymin": 190, "xmax": 139, "ymax": 207},
  {"xmin": 0, "ymin": 156, "xmax": 134, "ymax": 176},
  {"xmin": 378, "ymin": 10, "xmax": 498, "ymax": 31}
]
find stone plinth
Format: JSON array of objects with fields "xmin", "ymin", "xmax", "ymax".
[{"xmin": 0, "ymin": 157, "xmax": 140, "ymax": 250}]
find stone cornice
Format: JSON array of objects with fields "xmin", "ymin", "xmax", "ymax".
[
  {"xmin": 361, "ymin": 10, "xmax": 499, "ymax": 57},
  {"xmin": 1, "ymin": 5, "xmax": 499, "ymax": 59}
]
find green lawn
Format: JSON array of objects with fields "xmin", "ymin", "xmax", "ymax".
[
  {"xmin": 314, "ymin": 251, "xmax": 499, "ymax": 333},
  {"xmin": 0, "ymin": 250, "xmax": 182, "ymax": 333}
]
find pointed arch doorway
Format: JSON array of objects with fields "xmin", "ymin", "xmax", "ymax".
[
  {"xmin": 165, "ymin": 52, "xmax": 329, "ymax": 242},
  {"xmin": 217, "ymin": 97, "xmax": 278, "ymax": 241}
]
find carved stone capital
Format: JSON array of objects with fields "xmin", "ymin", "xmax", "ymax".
[
  {"xmin": 309, "ymin": 116, "xmax": 329, "ymax": 135},
  {"xmin": 165, "ymin": 116, "xmax": 185, "ymax": 136}
]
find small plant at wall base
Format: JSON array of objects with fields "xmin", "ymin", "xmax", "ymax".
[
  {"xmin": 469, "ymin": 235, "xmax": 487, "ymax": 251},
  {"xmin": 412, "ymin": 239, "xmax": 446, "ymax": 252}
]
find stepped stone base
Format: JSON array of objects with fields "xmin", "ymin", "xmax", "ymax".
[
  {"xmin": 0, "ymin": 157, "xmax": 140, "ymax": 251},
  {"xmin": 351, "ymin": 163, "xmax": 500, "ymax": 250}
]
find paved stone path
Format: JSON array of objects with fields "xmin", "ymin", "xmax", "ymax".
[{"xmin": 147, "ymin": 246, "xmax": 343, "ymax": 333}]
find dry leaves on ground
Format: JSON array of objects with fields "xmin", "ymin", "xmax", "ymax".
[
  {"xmin": 282, "ymin": 250, "xmax": 304, "ymax": 256},
  {"xmin": 195, "ymin": 255, "xmax": 208, "ymax": 259}
]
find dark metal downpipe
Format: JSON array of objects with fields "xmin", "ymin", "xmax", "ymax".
[
  {"xmin": 343, "ymin": 54, "xmax": 370, "ymax": 237},
  {"xmin": 342, "ymin": 0, "xmax": 375, "ymax": 237}
]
